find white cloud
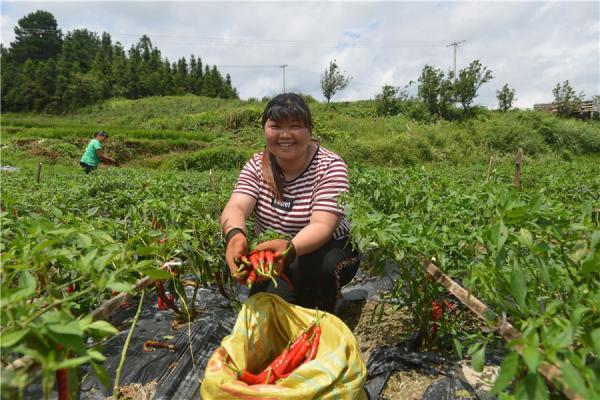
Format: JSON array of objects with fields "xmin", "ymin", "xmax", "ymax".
[{"xmin": 1, "ymin": 1, "xmax": 598, "ymax": 108}]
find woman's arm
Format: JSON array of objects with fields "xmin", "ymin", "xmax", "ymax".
[
  {"xmin": 220, "ymin": 193, "xmax": 256, "ymax": 233},
  {"xmin": 221, "ymin": 193, "xmax": 256, "ymax": 274},
  {"xmin": 291, "ymin": 211, "xmax": 341, "ymax": 256}
]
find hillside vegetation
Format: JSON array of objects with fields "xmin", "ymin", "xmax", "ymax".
[{"xmin": 2, "ymin": 95, "xmax": 599, "ymax": 170}]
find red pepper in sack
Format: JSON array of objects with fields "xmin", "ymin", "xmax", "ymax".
[{"xmin": 303, "ymin": 325, "xmax": 321, "ymax": 364}]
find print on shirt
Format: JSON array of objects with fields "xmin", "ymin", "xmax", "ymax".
[{"xmin": 271, "ymin": 196, "xmax": 295, "ymax": 212}]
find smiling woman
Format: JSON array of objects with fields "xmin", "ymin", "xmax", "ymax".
[{"xmin": 220, "ymin": 93, "xmax": 360, "ymax": 313}]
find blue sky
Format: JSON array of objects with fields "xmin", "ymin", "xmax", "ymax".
[{"xmin": 1, "ymin": 1, "xmax": 598, "ymax": 108}]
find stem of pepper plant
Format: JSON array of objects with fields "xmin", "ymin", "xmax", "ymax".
[
  {"xmin": 23, "ymin": 286, "xmax": 95, "ymax": 326},
  {"xmin": 113, "ymin": 289, "xmax": 145, "ymax": 400}
]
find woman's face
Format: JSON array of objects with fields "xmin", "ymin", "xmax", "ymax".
[{"xmin": 264, "ymin": 118, "xmax": 311, "ymax": 162}]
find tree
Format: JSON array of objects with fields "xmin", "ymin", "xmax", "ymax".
[
  {"xmin": 320, "ymin": 59, "xmax": 352, "ymax": 104},
  {"xmin": 453, "ymin": 60, "xmax": 493, "ymax": 113},
  {"xmin": 496, "ymin": 84, "xmax": 516, "ymax": 112},
  {"xmin": 552, "ymin": 80, "xmax": 585, "ymax": 118},
  {"xmin": 418, "ymin": 65, "xmax": 453, "ymax": 118},
  {"xmin": 9, "ymin": 10, "xmax": 63, "ymax": 63},
  {"xmin": 375, "ymin": 85, "xmax": 401, "ymax": 116},
  {"xmin": 61, "ymin": 29, "xmax": 101, "ymax": 73}
]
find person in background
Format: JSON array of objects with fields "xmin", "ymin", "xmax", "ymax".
[
  {"xmin": 79, "ymin": 130, "xmax": 116, "ymax": 174},
  {"xmin": 220, "ymin": 93, "xmax": 360, "ymax": 313}
]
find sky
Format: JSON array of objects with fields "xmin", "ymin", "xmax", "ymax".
[{"xmin": 1, "ymin": 1, "xmax": 599, "ymax": 108}]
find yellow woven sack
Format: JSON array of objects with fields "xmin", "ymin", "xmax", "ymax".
[{"xmin": 201, "ymin": 293, "xmax": 367, "ymax": 399}]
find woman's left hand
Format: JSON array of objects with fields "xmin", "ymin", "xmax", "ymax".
[{"xmin": 254, "ymin": 239, "xmax": 289, "ymax": 281}]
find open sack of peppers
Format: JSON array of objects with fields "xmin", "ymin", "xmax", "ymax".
[{"xmin": 201, "ymin": 293, "xmax": 367, "ymax": 399}]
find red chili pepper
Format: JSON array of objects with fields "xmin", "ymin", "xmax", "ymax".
[
  {"xmin": 66, "ymin": 284, "xmax": 75, "ymax": 294},
  {"xmin": 303, "ymin": 326, "xmax": 321, "ymax": 364},
  {"xmin": 283, "ymin": 334, "xmax": 313, "ymax": 376},
  {"xmin": 249, "ymin": 253, "xmax": 260, "ymax": 271},
  {"xmin": 225, "ymin": 363, "xmax": 264, "ymax": 385},
  {"xmin": 246, "ymin": 270, "xmax": 257, "ymax": 289},
  {"xmin": 56, "ymin": 368, "xmax": 68, "ymax": 400},
  {"xmin": 258, "ymin": 251, "xmax": 266, "ymax": 274},
  {"xmin": 159, "ymin": 236, "xmax": 168, "ymax": 244},
  {"xmin": 432, "ymin": 300, "xmax": 444, "ymax": 321},
  {"xmin": 240, "ymin": 255, "xmax": 251, "ymax": 266},
  {"xmin": 55, "ymin": 345, "xmax": 68, "ymax": 400}
]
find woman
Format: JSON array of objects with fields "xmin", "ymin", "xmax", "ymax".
[
  {"xmin": 221, "ymin": 93, "xmax": 360, "ymax": 313},
  {"xmin": 79, "ymin": 130, "xmax": 116, "ymax": 174}
]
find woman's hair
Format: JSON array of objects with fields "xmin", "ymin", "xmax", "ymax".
[{"xmin": 261, "ymin": 93, "xmax": 314, "ymax": 200}]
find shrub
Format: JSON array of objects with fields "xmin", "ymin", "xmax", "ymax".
[
  {"xmin": 226, "ymin": 108, "xmax": 262, "ymax": 130},
  {"xmin": 167, "ymin": 147, "xmax": 251, "ymax": 171}
]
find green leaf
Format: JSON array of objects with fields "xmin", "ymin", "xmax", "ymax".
[
  {"xmin": 91, "ymin": 361, "xmax": 110, "ymax": 388},
  {"xmin": 515, "ymin": 373, "xmax": 549, "ymax": 400},
  {"xmin": 47, "ymin": 320, "xmax": 83, "ymax": 337},
  {"xmin": 0, "ymin": 329, "xmax": 28, "ymax": 348},
  {"xmin": 552, "ymin": 323, "xmax": 573, "ymax": 349},
  {"xmin": 107, "ymin": 281, "xmax": 133, "ymax": 293},
  {"xmin": 581, "ymin": 253, "xmax": 600, "ymax": 276},
  {"xmin": 559, "ymin": 361, "xmax": 590, "ymax": 398},
  {"xmin": 54, "ymin": 356, "xmax": 91, "ymax": 370},
  {"xmin": 46, "ymin": 331, "xmax": 86, "ymax": 354},
  {"xmin": 10, "ymin": 271, "xmax": 37, "ymax": 302},
  {"xmin": 510, "ymin": 262, "xmax": 528, "ymax": 310},
  {"xmin": 518, "ymin": 228, "xmax": 533, "ymax": 248},
  {"xmin": 75, "ymin": 233, "xmax": 92, "ymax": 248},
  {"xmin": 136, "ymin": 246, "xmax": 159, "ymax": 256},
  {"xmin": 141, "ymin": 268, "xmax": 172, "ymax": 280},
  {"xmin": 491, "ymin": 352, "xmax": 519, "ymax": 395},
  {"xmin": 87, "ymin": 321, "xmax": 118, "ymax": 336},
  {"xmin": 471, "ymin": 345, "xmax": 485, "ymax": 372},
  {"xmin": 493, "ymin": 220, "xmax": 508, "ymax": 251},
  {"xmin": 591, "ymin": 328, "xmax": 600, "ymax": 356},
  {"xmin": 521, "ymin": 345, "xmax": 540, "ymax": 372},
  {"xmin": 86, "ymin": 350, "xmax": 107, "ymax": 362},
  {"xmin": 590, "ymin": 230, "xmax": 600, "ymax": 251}
]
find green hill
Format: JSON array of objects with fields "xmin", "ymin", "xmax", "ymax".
[{"xmin": 2, "ymin": 95, "xmax": 599, "ymax": 169}]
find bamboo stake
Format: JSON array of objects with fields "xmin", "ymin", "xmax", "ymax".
[
  {"xmin": 485, "ymin": 155, "xmax": 494, "ymax": 182},
  {"xmin": 514, "ymin": 148, "xmax": 523, "ymax": 188},
  {"xmin": 36, "ymin": 162, "xmax": 42, "ymax": 184},
  {"xmin": 424, "ymin": 261, "xmax": 581, "ymax": 400}
]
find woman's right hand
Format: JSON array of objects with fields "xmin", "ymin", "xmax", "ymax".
[{"xmin": 225, "ymin": 233, "xmax": 248, "ymax": 276}]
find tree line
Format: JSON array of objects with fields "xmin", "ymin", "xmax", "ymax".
[
  {"xmin": 1, "ymin": 10, "xmax": 239, "ymax": 113},
  {"xmin": 373, "ymin": 60, "xmax": 595, "ymax": 120}
]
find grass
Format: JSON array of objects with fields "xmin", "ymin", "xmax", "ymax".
[{"xmin": 2, "ymin": 95, "xmax": 598, "ymax": 169}]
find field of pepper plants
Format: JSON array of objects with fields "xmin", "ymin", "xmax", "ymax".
[{"xmin": 1, "ymin": 154, "xmax": 599, "ymax": 399}]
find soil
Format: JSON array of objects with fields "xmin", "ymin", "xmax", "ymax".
[{"xmin": 338, "ymin": 296, "xmax": 489, "ymax": 400}]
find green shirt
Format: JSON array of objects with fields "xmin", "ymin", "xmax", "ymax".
[{"xmin": 80, "ymin": 139, "xmax": 102, "ymax": 167}]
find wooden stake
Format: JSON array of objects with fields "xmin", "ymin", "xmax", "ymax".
[
  {"xmin": 485, "ymin": 155, "xmax": 494, "ymax": 182},
  {"xmin": 36, "ymin": 162, "xmax": 42, "ymax": 184},
  {"xmin": 424, "ymin": 261, "xmax": 581, "ymax": 400},
  {"xmin": 514, "ymin": 148, "xmax": 523, "ymax": 188}
]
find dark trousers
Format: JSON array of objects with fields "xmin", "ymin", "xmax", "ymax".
[
  {"xmin": 249, "ymin": 237, "xmax": 361, "ymax": 313},
  {"xmin": 80, "ymin": 161, "xmax": 96, "ymax": 174}
]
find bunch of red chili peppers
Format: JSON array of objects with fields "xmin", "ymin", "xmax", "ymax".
[
  {"xmin": 233, "ymin": 248, "xmax": 293, "ymax": 290},
  {"xmin": 226, "ymin": 317, "xmax": 322, "ymax": 385}
]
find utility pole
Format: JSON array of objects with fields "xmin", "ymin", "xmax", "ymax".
[
  {"xmin": 446, "ymin": 40, "xmax": 465, "ymax": 80},
  {"xmin": 280, "ymin": 64, "xmax": 288, "ymax": 93}
]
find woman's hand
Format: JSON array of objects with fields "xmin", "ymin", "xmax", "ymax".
[
  {"xmin": 254, "ymin": 239, "xmax": 292, "ymax": 281},
  {"xmin": 225, "ymin": 233, "xmax": 248, "ymax": 276}
]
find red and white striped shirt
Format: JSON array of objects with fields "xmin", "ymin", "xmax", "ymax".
[{"xmin": 233, "ymin": 146, "xmax": 350, "ymax": 240}]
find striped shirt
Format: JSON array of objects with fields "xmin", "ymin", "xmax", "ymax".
[{"xmin": 233, "ymin": 146, "xmax": 350, "ymax": 240}]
